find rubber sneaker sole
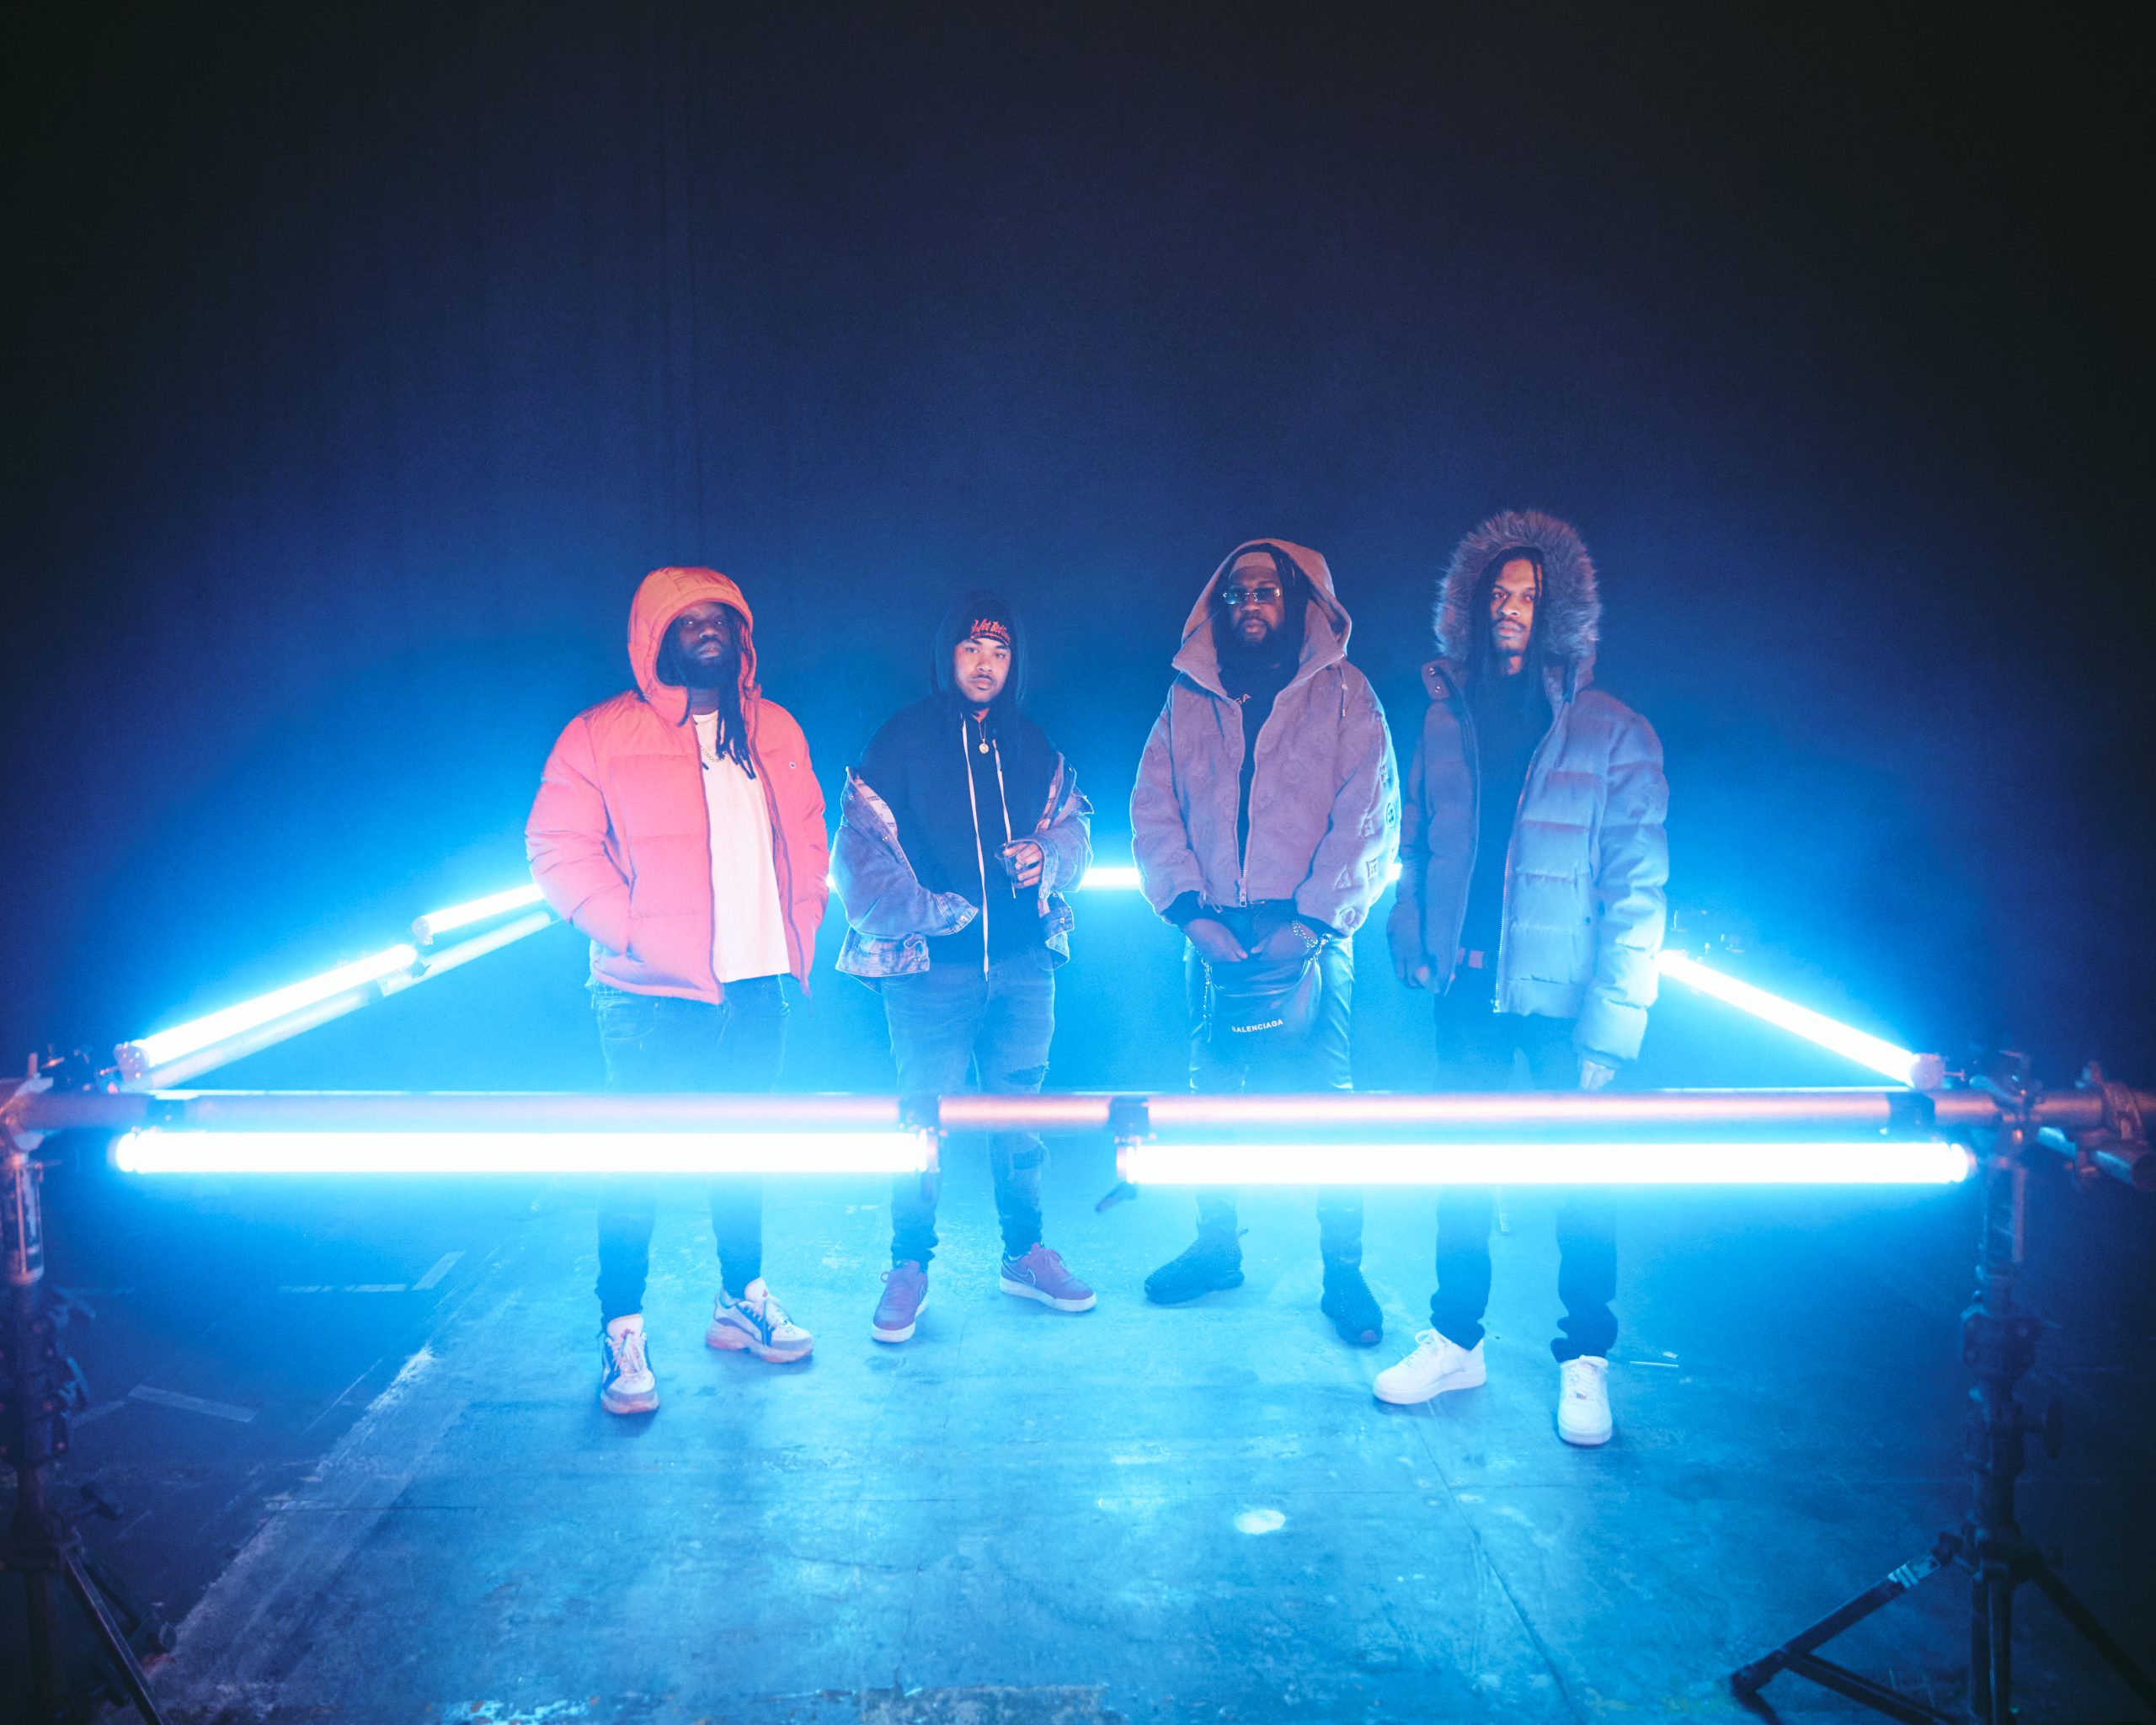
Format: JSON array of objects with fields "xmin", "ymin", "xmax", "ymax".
[
  {"xmin": 1143, "ymin": 1268, "xmax": 1244, "ymax": 1306},
  {"xmin": 999, "ymin": 1275, "xmax": 1097, "ymax": 1312},
  {"xmin": 1559, "ymin": 1413, "xmax": 1614, "ymax": 1447},
  {"xmin": 1373, "ymin": 1356, "xmax": 1486, "ymax": 1407},
  {"xmin": 600, "ymin": 1381, "xmax": 659, "ymax": 1417},
  {"xmin": 705, "ymin": 1320, "xmax": 813, "ymax": 1364},
  {"xmin": 872, "ymin": 1295, "xmax": 924, "ymax": 1344}
]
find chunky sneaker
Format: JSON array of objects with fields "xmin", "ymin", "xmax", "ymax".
[
  {"xmin": 1320, "ymin": 1263, "xmax": 1384, "ymax": 1348},
  {"xmin": 873, "ymin": 1262, "xmax": 928, "ymax": 1343},
  {"xmin": 1373, "ymin": 1330, "xmax": 1486, "ymax": 1406},
  {"xmin": 1144, "ymin": 1236, "xmax": 1245, "ymax": 1306},
  {"xmin": 599, "ymin": 1317, "xmax": 658, "ymax": 1416},
  {"xmin": 705, "ymin": 1278, "xmax": 814, "ymax": 1364},
  {"xmin": 999, "ymin": 1243, "xmax": 1097, "ymax": 1312},
  {"xmin": 1557, "ymin": 1355, "xmax": 1614, "ymax": 1447}
]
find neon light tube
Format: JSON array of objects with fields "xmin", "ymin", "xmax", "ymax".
[
  {"xmin": 1657, "ymin": 951, "xmax": 1938, "ymax": 1087},
  {"xmin": 113, "ymin": 1127, "xmax": 937, "ymax": 1177},
  {"xmin": 125, "ymin": 943, "xmax": 421, "ymax": 1071},
  {"xmin": 412, "ymin": 884, "xmax": 544, "ymax": 943},
  {"xmin": 1118, "ymin": 1140, "xmax": 1971, "ymax": 1187}
]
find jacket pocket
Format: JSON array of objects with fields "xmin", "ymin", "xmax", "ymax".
[{"xmin": 592, "ymin": 988, "xmax": 659, "ymax": 1046}]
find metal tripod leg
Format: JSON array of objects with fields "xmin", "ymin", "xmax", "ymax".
[
  {"xmin": 1731, "ymin": 1541, "xmax": 1956, "ymax": 1724},
  {"xmin": 60, "ymin": 1546, "xmax": 170, "ymax": 1724},
  {"xmin": 2025, "ymin": 1556, "xmax": 2156, "ymax": 1715}
]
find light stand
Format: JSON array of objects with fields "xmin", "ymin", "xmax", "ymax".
[
  {"xmin": 3, "ymin": 1095, "xmax": 171, "ymax": 1725},
  {"xmin": 1731, "ymin": 1061, "xmax": 2156, "ymax": 1724}
]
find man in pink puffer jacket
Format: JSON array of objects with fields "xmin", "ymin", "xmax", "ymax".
[{"xmin": 528, "ymin": 566, "xmax": 830, "ymax": 1416}]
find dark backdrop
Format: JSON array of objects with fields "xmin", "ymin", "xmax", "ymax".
[{"xmin": 5, "ymin": 4, "xmax": 2150, "ymax": 1097}]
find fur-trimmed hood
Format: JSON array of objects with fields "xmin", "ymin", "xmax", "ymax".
[{"xmin": 1434, "ymin": 510, "xmax": 1600, "ymax": 670}]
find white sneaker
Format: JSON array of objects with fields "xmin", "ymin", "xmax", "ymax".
[
  {"xmin": 1373, "ymin": 1330, "xmax": 1486, "ymax": 1406},
  {"xmin": 1557, "ymin": 1355, "xmax": 1613, "ymax": 1446},
  {"xmin": 599, "ymin": 1316, "xmax": 658, "ymax": 1416},
  {"xmin": 706, "ymin": 1277, "xmax": 814, "ymax": 1364}
]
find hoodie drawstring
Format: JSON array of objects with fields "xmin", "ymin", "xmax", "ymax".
[{"xmin": 959, "ymin": 711, "xmax": 1018, "ymax": 977}]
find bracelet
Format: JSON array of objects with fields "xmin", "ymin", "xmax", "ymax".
[{"xmin": 1289, "ymin": 920, "xmax": 1324, "ymax": 954}]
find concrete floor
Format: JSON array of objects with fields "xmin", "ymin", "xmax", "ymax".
[{"xmin": 11, "ymin": 1131, "xmax": 2151, "ymax": 1725}]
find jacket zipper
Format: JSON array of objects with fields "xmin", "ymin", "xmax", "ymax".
[
  {"xmin": 1490, "ymin": 688, "xmax": 1564, "ymax": 1011},
  {"xmin": 744, "ymin": 700, "xmax": 803, "ymax": 993},
  {"xmin": 962, "ymin": 713, "xmax": 994, "ymax": 976}
]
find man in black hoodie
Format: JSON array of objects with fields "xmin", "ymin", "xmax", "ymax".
[{"xmin": 833, "ymin": 592, "xmax": 1097, "ymax": 1345}]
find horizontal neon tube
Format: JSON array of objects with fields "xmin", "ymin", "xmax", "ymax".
[
  {"xmin": 128, "ymin": 943, "xmax": 421, "ymax": 1069},
  {"xmin": 1657, "ymin": 951, "xmax": 1930, "ymax": 1086},
  {"xmin": 412, "ymin": 884, "xmax": 545, "ymax": 943},
  {"xmin": 113, "ymin": 1128, "xmax": 937, "ymax": 1177},
  {"xmin": 1119, "ymin": 1140, "xmax": 1972, "ymax": 1187}
]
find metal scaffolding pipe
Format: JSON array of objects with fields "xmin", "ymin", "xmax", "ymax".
[{"xmin": 9, "ymin": 1085, "xmax": 2141, "ymax": 1140}]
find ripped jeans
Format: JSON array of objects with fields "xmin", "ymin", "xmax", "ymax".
[{"xmin": 879, "ymin": 945, "xmax": 1055, "ymax": 1266}]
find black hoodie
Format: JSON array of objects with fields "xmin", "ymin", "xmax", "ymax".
[{"xmin": 855, "ymin": 593, "xmax": 1058, "ymax": 968}]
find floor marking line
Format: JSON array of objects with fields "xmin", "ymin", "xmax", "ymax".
[
  {"xmin": 413, "ymin": 1250, "xmax": 463, "ymax": 1290},
  {"xmin": 130, "ymin": 1386, "xmax": 259, "ymax": 1423},
  {"xmin": 153, "ymin": 1241, "xmax": 508, "ymax": 1704}
]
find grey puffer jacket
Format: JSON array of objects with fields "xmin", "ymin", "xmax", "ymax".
[
  {"xmin": 1131, "ymin": 540, "xmax": 1399, "ymax": 936},
  {"xmin": 1385, "ymin": 510, "xmax": 1668, "ymax": 1063}
]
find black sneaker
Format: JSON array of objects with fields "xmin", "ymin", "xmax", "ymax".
[
  {"xmin": 1321, "ymin": 1263, "xmax": 1384, "ymax": 1348},
  {"xmin": 1144, "ymin": 1237, "xmax": 1246, "ymax": 1305}
]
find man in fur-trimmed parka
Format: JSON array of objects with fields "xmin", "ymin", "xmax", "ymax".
[
  {"xmin": 1376, "ymin": 510, "xmax": 1668, "ymax": 1446},
  {"xmin": 1131, "ymin": 540, "xmax": 1399, "ymax": 1347}
]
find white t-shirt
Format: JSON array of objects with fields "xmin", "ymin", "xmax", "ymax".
[{"xmin": 693, "ymin": 712, "xmax": 791, "ymax": 985}]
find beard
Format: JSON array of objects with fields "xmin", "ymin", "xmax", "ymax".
[
  {"xmin": 659, "ymin": 634, "xmax": 738, "ymax": 689},
  {"xmin": 1214, "ymin": 608, "xmax": 1294, "ymax": 677}
]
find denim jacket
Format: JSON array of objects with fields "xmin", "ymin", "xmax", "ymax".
[{"xmin": 835, "ymin": 754, "xmax": 1091, "ymax": 983}]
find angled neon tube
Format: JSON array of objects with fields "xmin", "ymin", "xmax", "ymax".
[
  {"xmin": 412, "ymin": 883, "xmax": 546, "ymax": 943},
  {"xmin": 113, "ymin": 1127, "xmax": 937, "ymax": 1177},
  {"xmin": 1657, "ymin": 950, "xmax": 1940, "ymax": 1087},
  {"xmin": 123, "ymin": 943, "xmax": 420, "ymax": 1075},
  {"xmin": 1118, "ymin": 1140, "xmax": 1972, "ymax": 1187}
]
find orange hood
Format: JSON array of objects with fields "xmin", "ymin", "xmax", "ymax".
[{"xmin": 628, "ymin": 566, "xmax": 761, "ymax": 725}]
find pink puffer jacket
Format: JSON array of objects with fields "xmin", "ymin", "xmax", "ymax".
[{"xmin": 526, "ymin": 567, "xmax": 830, "ymax": 1003}]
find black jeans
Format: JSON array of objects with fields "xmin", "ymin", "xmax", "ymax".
[
  {"xmin": 1184, "ymin": 915, "xmax": 1363, "ymax": 1268},
  {"xmin": 879, "ymin": 947, "xmax": 1055, "ymax": 1266},
  {"xmin": 1428, "ymin": 972, "xmax": 1617, "ymax": 1361},
  {"xmin": 591, "ymin": 979, "xmax": 786, "ymax": 1322}
]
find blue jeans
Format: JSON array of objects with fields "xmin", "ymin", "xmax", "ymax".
[
  {"xmin": 590, "ymin": 980, "xmax": 786, "ymax": 1322},
  {"xmin": 1428, "ymin": 972, "xmax": 1617, "ymax": 1362},
  {"xmin": 1183, "ymin": 924, "xmax": 1364, "ymax": 1268},
  {"xmin": 879, "ymin": 947, "xmax": 1054, "ymax": 1266}
]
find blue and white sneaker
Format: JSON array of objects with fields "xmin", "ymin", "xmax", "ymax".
[
  {"xmin": 706, "ymin": 1279, "xmax": 814, "ymax": 1364},
  {"xmin": 599, "ymin": 1317, "xmax": 659, "ymax": 1416}
]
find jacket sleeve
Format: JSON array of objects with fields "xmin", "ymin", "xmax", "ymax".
[
  {"xmin": 1130, "ymin": 691, "xmax": 1206, "ymax": 920},
  {"xmin": 1385, "ymin": 716, "xmax": 1431, "ymax": 973},
  {"xmin": 1572, "ymin": 710, "xmax": 1669, "ymax": 1064},
  {"xmin": 1293, "ymin": 676, "xmax": 1401, "ymax": 936},
  {"xmin": 831, "ymin": 770, "xmax": 978, "ymax": 940},
  {"xmin": 526, "ymin": 714, "xmax": 632, "ymax": 954},
  {"xmin": 787, "ymin": 731, "xmax": 831, "ymax": 936},
  {"xmin": 1033, "ymin": 756, "xmax": 1094, "ymax": 897}
]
